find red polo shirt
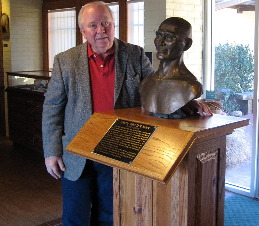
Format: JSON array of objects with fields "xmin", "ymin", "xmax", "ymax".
[{"xmin": 87, "ymin": 43, "xmax": 115, "ymax": 113}]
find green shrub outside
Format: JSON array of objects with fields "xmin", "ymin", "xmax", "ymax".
[{"xmin": 214, "ymin": 43, "xmax": 254, "ymax": 114}]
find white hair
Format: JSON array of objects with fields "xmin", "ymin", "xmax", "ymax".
[{"xmin": 78, "ymin": 1, "xmax": 115, "ymax": 29}]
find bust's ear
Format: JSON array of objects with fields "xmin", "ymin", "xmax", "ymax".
[{"xmin": 184, "ymin": 38, "xmax": 192, "ymax": 51}]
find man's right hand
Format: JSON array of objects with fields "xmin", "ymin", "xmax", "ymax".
[{"xmin": 45, "ymin": 156, "xmax": 66, "ymax": 179}]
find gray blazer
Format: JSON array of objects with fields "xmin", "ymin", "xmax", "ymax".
[{"xmin": 42, "ymin": 38, "xmax": 154, "ymax": 181}]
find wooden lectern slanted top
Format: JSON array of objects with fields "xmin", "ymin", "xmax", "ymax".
[{"xmin": 67, "ymin": 107, "xmax": 249, "ymax": 184}]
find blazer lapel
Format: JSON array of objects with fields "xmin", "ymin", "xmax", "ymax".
[
  {"xmin": 75, "ymin": 42, "xmax": 93, "ymax": 113},
  {"xmin": 114, "ymin": 39, "xmax": 127, "ymax": 104}
]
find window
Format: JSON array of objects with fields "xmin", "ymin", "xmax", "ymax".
[
  {"xmin": 48, "ymin": 9, "xmax": 76, "ymax": 69},
  {"xmin": 127, "ymin": 1, "xmax": 144, "ymax": 47},
  {"xmin": 204, "ymin": 0, "xmax": 258, "ymax": 198},
  {"xmin": 107, "ymin": 3, "xmax": 119, "ymax": 39}
]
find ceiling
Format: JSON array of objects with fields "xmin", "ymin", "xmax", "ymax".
[{"xmin": 215, "ymin": 0, "xmax": 255, "ymax": 12}]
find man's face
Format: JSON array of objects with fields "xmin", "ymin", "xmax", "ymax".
[
  {"xmin": 154, "ymin": 22, "xmax": 190, "ymax": 61},
  {"xmin": 80, "ymin": 5, "xmax": 115, "ymax": 54}
]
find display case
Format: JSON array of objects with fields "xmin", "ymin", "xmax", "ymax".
[
  {"xmin": 6, "ymin": 70, "xmax": 51, "ymax": 152},
  {"xmin": 6, "ymin": 70, "xmax": 51, "ymax": 92}
]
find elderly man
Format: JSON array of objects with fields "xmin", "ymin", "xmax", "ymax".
[{"xmin": 42, "ymin": 1, "xmax": 153, "ymax": 225}]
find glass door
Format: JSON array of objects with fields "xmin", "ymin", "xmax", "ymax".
[{"xmin": 205, "ymin": 0, "xmax": 258, "ymax": 197}]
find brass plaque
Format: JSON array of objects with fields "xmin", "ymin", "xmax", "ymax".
[{"xmin": 92, "ymin": 119, "xmax": 157, "ymax": 164}]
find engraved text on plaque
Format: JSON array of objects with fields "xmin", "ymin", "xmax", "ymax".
[{"xmin": 92, "ymin": 119, "xmax": 156, "ymax": 164}]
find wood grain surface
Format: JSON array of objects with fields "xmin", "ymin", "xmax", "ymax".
[{"xmin": 67, "ymin": 107, "xmax": 249, "ymax": 183}]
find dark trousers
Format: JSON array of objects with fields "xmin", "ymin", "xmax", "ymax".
[{"xmin": 61, "ymin": 160, "xmax": 113, "ymax": 226}]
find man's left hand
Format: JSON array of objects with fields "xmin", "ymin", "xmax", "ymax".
[{"xmin": 182, "ymin": 100, "xmax": 213, "ymax": 117}]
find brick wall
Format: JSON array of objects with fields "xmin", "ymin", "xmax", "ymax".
[
  {"xmin": 10, "ymin": 0, "xmax": 43, "ymax": 71},
  {"xmin": 2, "ymin": 0, "xmax": 43, "ymax": 136}
]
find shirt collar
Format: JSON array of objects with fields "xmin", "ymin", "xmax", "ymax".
[{"xmin": 87, "ymin": 43, "xmax": 115, "ymax": 59}]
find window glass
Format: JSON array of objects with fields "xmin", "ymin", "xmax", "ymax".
[
  {"xmin": 48, "ymin": 9, "xmax": 76, "ymax": 69},
  {"xmin": 108, "ymin": 3, "xmax": 119, "ymax": 39},
  {"xmin": 214, "ymin": 5, "xmax": 255, "ymax": 195},
  {"xmin": 127, "ymin": 1, "xmax": 144, "ymax": 47},
  {"xmin": 205, "ymin": 0, "xmax": 257, "ymax": 197}
]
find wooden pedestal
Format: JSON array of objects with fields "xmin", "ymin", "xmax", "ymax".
[
  {"xmin": 113, "ymin": 134, "xmax": 226, "ymax": 226},
  {"xmin": 67, "ymin": 107, "xmax": 249, "ymax": 226}
]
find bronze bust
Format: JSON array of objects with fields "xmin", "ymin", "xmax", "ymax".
[{"xmin": 140, "ymin": 17, "xmax": 203, "ymax": 118}]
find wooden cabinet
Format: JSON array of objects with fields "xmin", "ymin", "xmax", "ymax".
[{"xmin": 6, "ymin": 71, "xmax": 51, "ymax": 152}]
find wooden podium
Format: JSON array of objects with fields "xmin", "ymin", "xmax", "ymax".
[{"xmin": 67, "ymin": 107, "xmax": 249, "ymax": 226}]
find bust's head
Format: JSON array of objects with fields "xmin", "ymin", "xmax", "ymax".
[{"xmin": 154, "ymin": 17, "xmax": 192, "ymax": 62}]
